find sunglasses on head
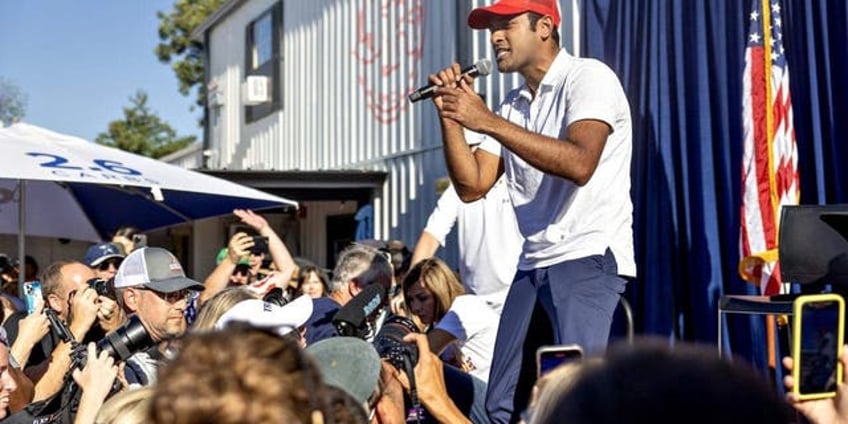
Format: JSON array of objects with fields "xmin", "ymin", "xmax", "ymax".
[{"xmin": 97, "ymin": 257, "xmax": 123, "ymax": 271}]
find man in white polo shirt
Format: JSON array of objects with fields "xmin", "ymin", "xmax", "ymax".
[{"xmin": 426, "ymin": 0, "xmax": 635, "ymax": 422}]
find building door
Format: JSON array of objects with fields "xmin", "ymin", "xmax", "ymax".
[{"xmin": 326, "ymin": 214, "xmax": 356, "ymax": 268}]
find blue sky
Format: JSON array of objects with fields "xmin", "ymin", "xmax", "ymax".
[{"xmin": 0, "ymin": 1, "xmax": 201, "ymax": 143}]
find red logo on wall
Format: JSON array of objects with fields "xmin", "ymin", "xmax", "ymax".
[{"xmin": 354, "ymin": 0, "xmax": 424, "ymax": 124}]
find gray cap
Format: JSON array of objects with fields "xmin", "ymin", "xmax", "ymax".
[
  {"xmin": 114, "ymin": 247, "xmax": 204, "ymax": 293},
  {"xmin": 306, "ymin": 337, "xmax": 381, "ymax": 405}
]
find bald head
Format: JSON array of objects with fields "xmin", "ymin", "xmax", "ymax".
[{"xmin": 42, "ymin": 261, "xmax": 95, "ymax": 320}]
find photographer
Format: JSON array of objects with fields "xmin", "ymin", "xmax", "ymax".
[
  {"xmin": 305, "ymin": 244, "xmax": 393, "ymax": 345},
  {"xmin": 113, "ymin": 247, "xmax": 205, "ymax": 387},
  {"xmin": 400, "ymin": 258, "xmax": 498, "ymax": 383},
  {"xmin": 3, "ymin": 261, "xmax": 119, "ymax": 400},
  {"xmin": 369, "ymin": 313, "xmax": 490, "ymax": 424},
  {"xmin": 84, "ymin": 242, "xmax": 125, "ymax": 283},
  {"xmin": 389, "ymin": 333, "xmax": 473, "ymax": 424},
  {"xmin": 330, "ymin": 253, "xmax": 489, "ymax": 423},
  {"xmin": 70, "ymin": 342, "xmax": 119, "ymax": 424},
  {"xmin": 199, "ymin": 209, "xmax": 297, "ymax": 307}
]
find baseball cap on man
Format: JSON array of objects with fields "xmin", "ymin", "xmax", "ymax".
[
  {"xmin": 468, "ymin": 0, "xmax": 561, "ymax": 29},
  {"xmin": 306, "ymin": 337, "xmax": 381, "ymax": 405},
  {"xmin": 84, "ymin": 242, "xmax": 125, "ymax": 267},
  {"xmin": 114, "ymin": 247, "xmax": 204, "ymax": 293}
]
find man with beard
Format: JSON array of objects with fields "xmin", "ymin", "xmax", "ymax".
[{"xmin": 113, "ymin": 247, "xmax": 205, "ymax": 387}]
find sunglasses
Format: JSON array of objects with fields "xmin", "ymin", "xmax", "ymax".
[
  {"xmin": 97, "ymin": 258, "xmax": 123, "ymax": 271},
  {"xmin": 137, "ymin": 287, "xmax": 193, "ymax": 304},
  {"xmin": 233, "ymin": 265, "xmax": 251, "ymax": 276}
]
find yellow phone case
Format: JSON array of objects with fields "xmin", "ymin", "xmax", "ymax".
[{"xmin": 792, "ymin": 293, "xmax": 845, "ymax": 400}]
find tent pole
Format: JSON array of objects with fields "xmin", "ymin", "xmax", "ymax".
[{"xmin": 17, "ymin": 179, "xmax": 25, "ymax": 297}]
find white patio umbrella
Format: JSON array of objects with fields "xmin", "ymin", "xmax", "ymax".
[{"xmin": 0, "ymin": 122, "xmax": 298, "ymax": 286}]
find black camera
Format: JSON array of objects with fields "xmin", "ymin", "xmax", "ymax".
[
  {"xmin": 250, "ymin": 236, "xmax": 269, "ymax": 255},
  {"xmin": 263, "ymin": 287, "xmax": 290, "ymax": 307},
  {"xmin": 23, "ymin": 313, "xmax": 156, "ymax": 423},
  {"xmin": 373, "ymin": 315, "xmax": 419, "ymax": 371},
  {"xmin": 87, "ymin": 277, "xmax": 116, "ymax": 301},
  {"xmin": 44, "ymin": 309, "xmax": 155, "ymax": 368},
  {"xmin": 96, "ymin": 315, "xmax": 156, "ymax": 363}
]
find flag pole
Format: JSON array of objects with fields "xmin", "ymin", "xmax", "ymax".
[{"xmin": 759, "ymin": 0, "xmax": 778, "ymax": 373}]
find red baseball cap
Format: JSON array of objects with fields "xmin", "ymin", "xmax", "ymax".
[{"xmin": 468, "ymin": 0, "xmax": 561, "ymax": 30}]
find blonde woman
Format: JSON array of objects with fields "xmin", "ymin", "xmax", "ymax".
[
  {"xmin": 401, "ymin": 258, "xmax": 499, "ymax": 382},
  {"xmin": 94, "ymin": 387, "xmax": 154, "ymax": 424},
  {"xmin": 191, "ymin": 287, "xmax": 257, "ymax": 332}
]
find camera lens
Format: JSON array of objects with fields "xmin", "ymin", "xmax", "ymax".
[
  {"xmin": 96, "ymin": 315, "xmax": 156, "ymax": 362},
  {"xmin": 373, "ymin": 315, "xmax": 419, "ymax": 370},
  {"xmin": 263, "ymin": 288, "xmax": 289, "ymax": 307}
]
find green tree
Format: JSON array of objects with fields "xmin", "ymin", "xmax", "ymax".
[
  {"xmin": 96, "ymin": 91, "xmax": 196, "ymax": 159},
  {"xmin": 0, "ymin": 77, "xmax": 28, "ymax": 126},
  {"xmin": 155, "ymin": 0, "xmax": 225, "ymax": 110}
]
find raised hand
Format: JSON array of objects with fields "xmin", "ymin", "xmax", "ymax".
[
  {"xmin": 16, "ymin": 300, "xmax": 50, "ymax": 346},
  {"xmin": 96, "ymin": 296, "xmax": 122, "ymax": 332},
  {"xmin": 234, "ymin": 209, "xmax": 269, "ymax": 232},
  {"xmin": 427, "ymin": 63, "xmax": 463, "ymax": 111},
  {"xmin": 69, "ymin": 287, "xmax": 100, "ymax": 341},
  {"xmin": 227, "ymin": 232, "xmax": 254, "ymax": 264}
]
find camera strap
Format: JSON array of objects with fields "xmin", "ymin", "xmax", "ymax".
[{"xmin": 402, "ymin": 354, "xmax": 424, "ymax": 424}]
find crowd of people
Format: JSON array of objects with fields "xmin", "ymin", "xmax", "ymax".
[{"xmin": 0, "ymin": 0, "xmax": 843, "ymax": 423}]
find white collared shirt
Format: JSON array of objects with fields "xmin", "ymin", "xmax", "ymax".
[{"xmin": 479, "ymin": 49, "xmax": 635, "ymax": 276}]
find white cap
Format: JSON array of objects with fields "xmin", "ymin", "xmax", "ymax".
[{"xmin": 215, "ymin": 294, "xmax": 313, "ymax": 337}]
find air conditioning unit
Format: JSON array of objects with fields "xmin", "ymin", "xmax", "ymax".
[{"xmin": 243, "ymin": 75, "xmax": 270, "ymax": 105}]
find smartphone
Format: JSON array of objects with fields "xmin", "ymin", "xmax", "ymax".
[
  {"xmin": 251, "ymin": 236, "xmax": 269, "ymax": 253},
  {"xmin": 536, "ymin": 344, "xmax": 583, "ymax": 378},
  {"xmin": 23, "ymin": 280, "xmax": 43, "ymax": 314},
  {"xmin": 792, "ymin": 294, "xmax": 845, "ymax": 400}
]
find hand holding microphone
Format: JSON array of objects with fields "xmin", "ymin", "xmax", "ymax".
[
  {"xmin": 408, "ymin": 59, "xmax": 492, "ymax": 103},
  {"xmin": 418, "ymin": 60, "xmax": 498, "ymax": 132}
]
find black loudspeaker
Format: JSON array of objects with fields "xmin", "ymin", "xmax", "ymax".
[{"xmin": 779, "ymin": 205, "xmax": 848, "ymax": 287}]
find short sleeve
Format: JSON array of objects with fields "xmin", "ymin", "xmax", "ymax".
[
  {"xmin": 563, "ymin": 61, "xmax": 624, "ymax": 134},
  {"xmin": 422, "ymin": 185, "xmax": 460, "ymax": 245}
]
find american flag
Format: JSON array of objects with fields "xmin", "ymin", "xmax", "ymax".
[{"xmin": 740, "ymin": 0, "xmax": 799, "ymax": 295}]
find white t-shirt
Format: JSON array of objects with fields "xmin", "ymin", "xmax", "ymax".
[
  {"xmin": 423, "ymin": 178, "xmax": 523, "ymax": 311},
  {"xmin": 479, "ymin": 49, "xmax": 636, "ymax": 277},
  {"xmin": 435, "ymin": 294, "xmax": 499, "ymax": 382}
]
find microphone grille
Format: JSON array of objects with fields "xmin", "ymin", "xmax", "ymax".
[{"xmin": 475, "ymin": 59, "xmax": 493, "ymax": 76}]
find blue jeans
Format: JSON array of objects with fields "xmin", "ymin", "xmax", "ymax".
[{"xmin": 485, "ymin": 249, "xmax": 627, "ymax": 424}]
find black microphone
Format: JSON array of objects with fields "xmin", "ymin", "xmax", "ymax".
[
  {"xmin": 408, "ymin": 59, "xmax": 493, "ymax": 103},
  {"xmin": 333, "ymin": 283, "xmax": 389, "ymax": 338}
]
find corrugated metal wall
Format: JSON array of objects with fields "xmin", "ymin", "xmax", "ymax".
[{"xmin": 204, "ymin": 0, "xmax": 577, "ymax": 264}]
